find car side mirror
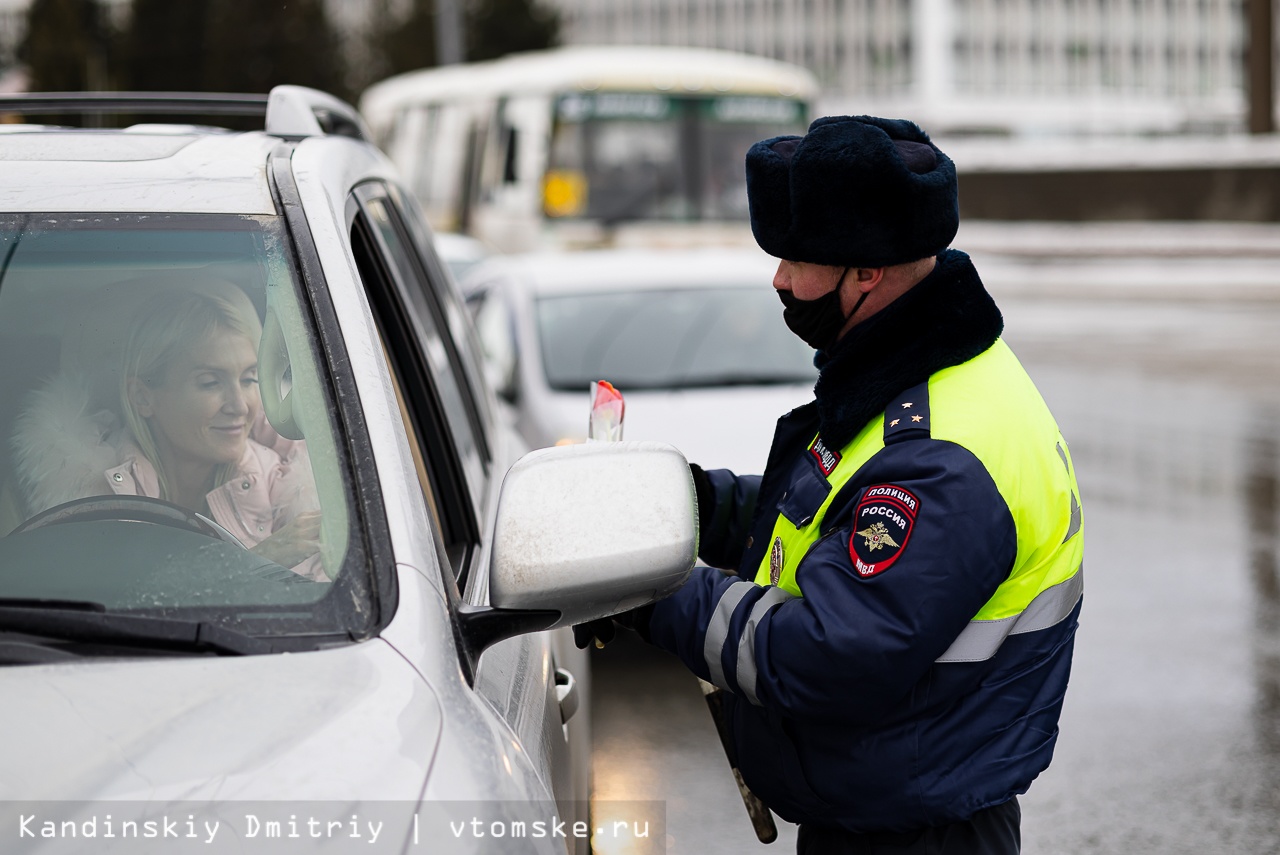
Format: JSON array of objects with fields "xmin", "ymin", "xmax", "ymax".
[{"xmin": 455, "ymin": 441, "xmax": 697, "ymax": 670}]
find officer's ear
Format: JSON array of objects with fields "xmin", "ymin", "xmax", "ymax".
[{"xmin": 853, "ymin": 267, "xmax": 886, "ymax": 293}]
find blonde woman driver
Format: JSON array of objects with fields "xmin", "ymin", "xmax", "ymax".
[{"xmin": 13, "ymin": 278, "xmax": 324, "ymax": 578}]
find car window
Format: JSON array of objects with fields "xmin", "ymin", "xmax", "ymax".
[
  {"xmin": 0, "ymin": 213, "xmax": 370, "ymax": 638},
  {"xmin": 536, "ymin": 286, "xmax": 819, "ymax": 391},
  {"xmin": 384, "ymin": 183, "xmax": 495, "ymax": 447},
  {"xmin": 348, "ymin": 194, "xmax": 480, "ymax": 578},
  {"xmin": 359, "ymin": 190, "xmax": 489, "ymax": 509}
]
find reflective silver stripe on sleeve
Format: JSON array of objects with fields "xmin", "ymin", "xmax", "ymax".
[
  {"xmin": 1062, "ymin": 491, "xmax": 1082, "ymax": 543},
  {"xmin": 935, "ymin": 565, "xmax": 1083, "ymax": 663},
  {"xmin": 1055, "ymin": 442, "xmax": 1069, "ymax": 470},
  {"xmin": 1057, "ymin": 442, "xmax": 1082, "ymax": 543},
  {"xmin": 703, "ymin": 580, "xmax": 756, "ymax": 690},
  {"xmin": 736, "ymin": 586, "xmax": 795, "ymax": 705}
]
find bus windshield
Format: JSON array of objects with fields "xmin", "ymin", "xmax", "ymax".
[{"xmin": 544, "ymin": 93, "xmax": 806, "ymax": 223}]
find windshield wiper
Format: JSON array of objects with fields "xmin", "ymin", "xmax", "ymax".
[{"xmin": 0, "ymin": 600, "xmax": 270, "ymax": 656}]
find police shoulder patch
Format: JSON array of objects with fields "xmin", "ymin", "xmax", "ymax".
[
  {"xmin": 808, "ymin": 435, "xmax": 842, "ymax": 477},
  {"xmin": 849, "ymin": 484, "xmax": 920, "ymax": 578}
]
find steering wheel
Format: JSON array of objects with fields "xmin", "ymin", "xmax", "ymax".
[{"xmin": 13, "ymin": 495, "xmax": 247, "ymax": 549}]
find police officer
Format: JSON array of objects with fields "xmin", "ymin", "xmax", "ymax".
[{"xmin": 580, "ymin": 115, "xmax": 1084, "ymax": 855}]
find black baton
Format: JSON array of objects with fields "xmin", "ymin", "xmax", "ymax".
[{"xmin": 698, "ymin": 678, "xmax": 778, "ymax": 844}]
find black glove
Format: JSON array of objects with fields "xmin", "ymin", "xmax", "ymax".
[
  {"xmin": 689, "ymin": 462, "xmax": 711, "ymax": 533},
  {"xmin": 572, "ymin": 604, "xmax": 655, "ymax": 649},
  {"xmin": 573, "ymin": 618, "xmax": 616, "ymax": 650}
]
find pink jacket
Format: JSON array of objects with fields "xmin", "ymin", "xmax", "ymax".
[
  {"xmin": 12, "ymin": 373, "xmax": 325, "ymax": 580},
  {"xmin": 105, "ymin": 439, "xmax": 300, "ymax": 545}
]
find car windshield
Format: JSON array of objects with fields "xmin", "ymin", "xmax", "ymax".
[
  {"xmin": 536, "ymin": 286, "xmax": 819, "ymax": 391},
  {"xmin": 0, "ymin": 214, "xmax": 369, "ymax": 641}
]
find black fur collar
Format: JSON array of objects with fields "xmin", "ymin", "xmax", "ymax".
[{"xmin": 813, "ymin": 249, "xmax": 1003, "ymax": 448}]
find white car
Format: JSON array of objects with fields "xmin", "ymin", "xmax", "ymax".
[
  {"xmin": 433, "ymin": 231, "xmax": 491, "ymax": 282},
  {"xmin": 460, "ymin": 248, "xmax": 819, "ymax": 474},
  {"xmin": 0, "ymin": 88, "xmax": 694, "ymax": 853}
]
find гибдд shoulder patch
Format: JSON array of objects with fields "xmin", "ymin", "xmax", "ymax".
[
  {"xmin": 850, "ymin": 484, "xmax": 919, "ymax": 578},
  {"xmin": 809, "ymin": 435, "xmax": 842, "ymax": 477}
]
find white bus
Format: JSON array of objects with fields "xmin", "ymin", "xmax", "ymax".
[{"xmin": 359, "ymin": 46, "xmax": 818, "ymax": 253}]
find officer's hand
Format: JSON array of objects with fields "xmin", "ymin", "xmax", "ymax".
[
  {"xmin": 573, "ymin": 618, "xmax": 616, "ymax": 650},
  {"xmin": 572, "ymin": 605, "xmax": 655, "ymax": 649},
  {"xmin": 690, "ymin": 463, "xmax": 711, "ymax": 529}
]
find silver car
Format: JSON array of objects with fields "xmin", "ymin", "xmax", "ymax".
[
  {"xmin": 460, "ymin": 248, "xmax": 819, "ymax": 474},
  {"xmin": 0, "ymin": 88, "xmax": 694, "ymax": 853}
]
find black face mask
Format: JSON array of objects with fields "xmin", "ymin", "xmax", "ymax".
[{"xmin": 777, "ymin": 268, "xmax": 869, "ymax": 353}]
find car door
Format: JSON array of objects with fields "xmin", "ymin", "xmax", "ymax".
[{"xmin": 343, "ymin": 182, "xmax": 585, "ymax": 831}]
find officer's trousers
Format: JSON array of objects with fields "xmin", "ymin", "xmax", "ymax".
[{"xmin": 796, "ymin": 797, "xmax": 1020, "ymax": 855}]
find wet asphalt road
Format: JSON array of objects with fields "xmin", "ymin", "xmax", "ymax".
[{"xmin": 589, "ymin": 225, "xmax": 1280, "ymax": 855}]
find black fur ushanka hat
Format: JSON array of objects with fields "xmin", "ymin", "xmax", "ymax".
[{"xmin": 745, "ymin": 115, "xmax": 958, "ymax": 268}]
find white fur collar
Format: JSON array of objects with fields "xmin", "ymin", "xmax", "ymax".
[{"xmin": 10, "ymin": 372, "xmax": 124, "ymax": 517}]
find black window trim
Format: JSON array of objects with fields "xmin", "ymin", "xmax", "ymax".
[
  {"xmin": 264, "ymin": 142, "xmax": 398, "ymax": 642},
  {"xmin": 386, "ymin": 180, "xmax": 498, "ymax": 454},
  {"xmin": 344, "ymin": 181, "xmax": 482, "ymax": 583},
  {"xmin": 370, "ymin": 182, "xmax": 494, "ymax": 468},
  {"xmin": 345, "ymin": 183, "xmax": 536, "ymax": 684}
]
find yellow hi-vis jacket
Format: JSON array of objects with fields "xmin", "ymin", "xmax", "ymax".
[{"xmin": 645, "ymin": 250, "xmax": 1083, "ymax": 833}]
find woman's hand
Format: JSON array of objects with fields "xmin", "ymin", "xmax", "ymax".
[{"xmin": 251, "ymin": 510, "xmax": 322, "ymax": 567}]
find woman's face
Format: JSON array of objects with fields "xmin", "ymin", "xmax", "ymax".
[{"xmin": 133, "ymin": 326, "xmax": 260, "ymax": 473}]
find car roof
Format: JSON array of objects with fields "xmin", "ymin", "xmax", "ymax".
[
  {"xmin": 0, "ymin": 130, "xmax": 282, "ymax": 214},
  {"xmin": 0, "ymin": 86, "xmax": 374, "ymax": 215},
  {"xmin": 463, "ymin": 247, "xmax": 781, "ymax": 297}
]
